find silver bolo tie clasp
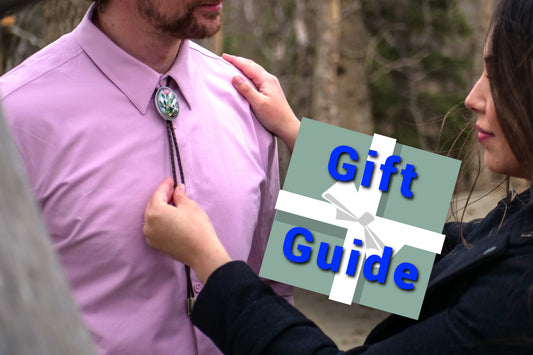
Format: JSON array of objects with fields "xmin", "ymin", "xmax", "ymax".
[{"xmin": 155, "ymin": 85, "xmax": 180, "ymax": 121}]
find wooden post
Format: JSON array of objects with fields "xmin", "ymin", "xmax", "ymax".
[{"xmin": 0, "ymin": 104, "xmax": 96, "ymax": 354}]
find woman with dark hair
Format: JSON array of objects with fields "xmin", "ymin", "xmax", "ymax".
[{"xmin": 143, "ymin": 0, "xmax": 533, "ymax": 353}]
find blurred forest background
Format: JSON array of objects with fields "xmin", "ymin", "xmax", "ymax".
[{"xmin": 1, "ymin": 0, "xmax": 525, "ymax": 349}]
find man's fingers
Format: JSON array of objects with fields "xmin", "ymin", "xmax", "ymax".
[{"xmin": 223, "ymin": 53, "xmax": 268, "ymax": 87}]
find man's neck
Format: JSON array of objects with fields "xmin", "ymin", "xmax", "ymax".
[{"xmin": 93, "ymin": 3, "xmax": 181, "ymax": 74}]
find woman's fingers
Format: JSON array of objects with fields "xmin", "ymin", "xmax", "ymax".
[
  {"xmin": 172, "ymin": 184, "xmax": 187, "ymax": 206},
  {"xmin": 156, "ymin": 178, "xmax": 174, "ymax": 204},
  {"xmin": 223, "ymin": 53, "xmax": 269, "ymax": 87},
  {"xmin": 144, "ymin": 178, "xmax": 173, "ymax": 219},
  {"xmin": 231, "ymin": 75, "xmax": 266, "ymax": 108}
]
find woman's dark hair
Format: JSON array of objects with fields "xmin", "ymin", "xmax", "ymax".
[{"xmin": 489, "ymin": 0, "xmax": 533, "ymax": 180}]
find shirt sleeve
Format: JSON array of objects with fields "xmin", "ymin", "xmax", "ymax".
[
  {"xmin": 246, "ymin": 137, "xmax": 294, "ymax": 302},
  {"xmin": 192, "ymin": 259, "xmax": 533, "ymax": 355}
]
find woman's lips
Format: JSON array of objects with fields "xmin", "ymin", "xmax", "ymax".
[{"xmin": 476, "ymin": 125, "xmax": 494, "ymax": 142}]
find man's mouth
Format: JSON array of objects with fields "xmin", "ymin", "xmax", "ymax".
[{"xmin": 197, "ymin": 2, "xmax": 223, "ymax": 12}]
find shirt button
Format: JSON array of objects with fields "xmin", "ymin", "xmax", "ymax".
[{"xmin": 193, "ymin": 282, "xmax": 203, "ymax": 293}]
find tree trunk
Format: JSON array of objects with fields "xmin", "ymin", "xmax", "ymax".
[
  {"xmin": 337, "ymin": 0, "xmax": 373, "ymax": 134},
  {"xmin": 311, "ymin": 0, "xmax": 340, "ymax": 125}
]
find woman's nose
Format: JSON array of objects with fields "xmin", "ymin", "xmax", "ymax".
[{"xmin": 465, "ymin": 76, "xmax": 486, "ymax": 114}]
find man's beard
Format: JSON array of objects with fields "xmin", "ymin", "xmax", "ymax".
[{"xmin": 136, "ymin": 0, "xmax": 221, "ymax": 39}]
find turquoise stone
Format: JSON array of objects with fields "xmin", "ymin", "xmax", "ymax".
[{"xmin": 155, "ymin": 86, "xmax": 180, "ymax": 120}]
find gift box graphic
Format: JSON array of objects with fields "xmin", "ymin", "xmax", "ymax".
[{"xmin": 260, "ymin": 118, "xmax": 461, "ymax": 319}]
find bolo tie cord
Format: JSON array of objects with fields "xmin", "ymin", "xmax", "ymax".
[
  {"xmin": 165, "ymin": 119, "xmax": 195, "ymax": 316},
  {"xmin": 165, "ymin": 119, "xmax": 185, "ymax": 189},
  {"xmin": 156, "ymin": 82, "xmax": 195, "ymax": 316}
]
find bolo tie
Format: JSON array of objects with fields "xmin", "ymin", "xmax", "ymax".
[{"xmin": 154, "ymin": 81, "xmax": 195, "ymax": 316}]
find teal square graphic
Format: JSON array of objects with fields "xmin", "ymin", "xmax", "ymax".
[{"xmin": 260, "ymin": 118, "xmax": 461, "ymax": 319}]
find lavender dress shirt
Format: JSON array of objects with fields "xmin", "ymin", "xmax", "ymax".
[{"xmin": 0, "ymin": 6, "xmax": 291, "ymax": 355}]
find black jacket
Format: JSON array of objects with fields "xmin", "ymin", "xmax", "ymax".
[{"xmin": 192, "ymin": 190, "xmax": 533, "ymax": 354}]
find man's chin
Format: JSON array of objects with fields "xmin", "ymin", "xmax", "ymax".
[
  {"xmin": 188, "ymin": 22, "xmax": 221, "ymax": 39},
  {"xmin": 205, "ymin": 24, "xmax": 222, "ymax": 37}
]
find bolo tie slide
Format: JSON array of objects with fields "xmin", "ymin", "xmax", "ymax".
[{"xmin": 154, "ymin": 84, "xmax": 195, "ymax": 316}]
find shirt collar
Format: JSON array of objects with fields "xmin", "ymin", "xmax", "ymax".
[
  {"xmin": 75, "ymin": 4, "xmax": 195, "ymax": 115},
  {"xmin": 167, "ymin": 41, "xmax": 196, "ymax": 110}
]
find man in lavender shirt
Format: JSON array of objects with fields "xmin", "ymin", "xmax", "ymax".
[{"xmin": 0, "ymin": 0, "xmax": 292, "ymax": 354}]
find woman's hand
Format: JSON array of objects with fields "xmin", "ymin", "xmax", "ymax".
[
  {"xmin": 223, "ymin": 53, "xmax": 300, "ymax": 153},
  {"xmin": 143, "ymin": 179, "xmax": 232, "ymax": 283}
]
